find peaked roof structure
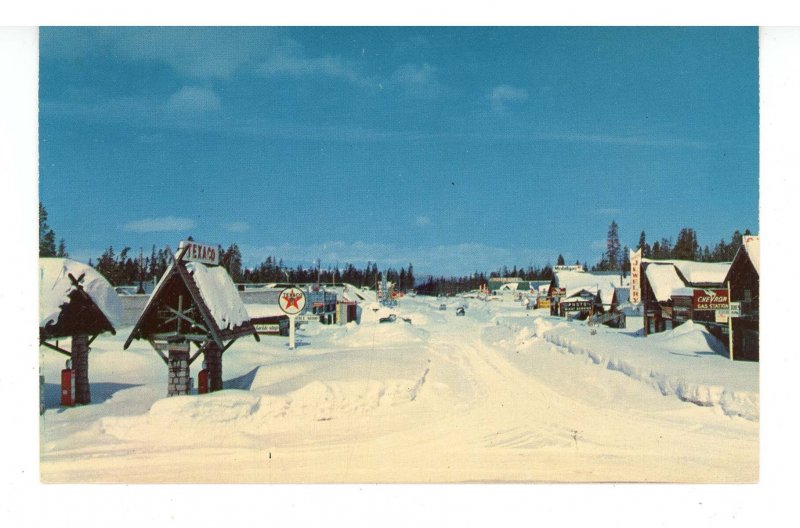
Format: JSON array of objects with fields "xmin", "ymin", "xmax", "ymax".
[
  {"xmin": 39, "ymin": 258, "xmax": 122, "ymax": 340},
  {"xmin": 124, "ymin": 255, "xmax": 257, "ymax": 350},
  {"xmin": 643, "ymin": 259, "xmax": 732, "ymax": 303},
  {"xmin": 724, "ymin": 235, "xmax": 760, "ymax": 283}
]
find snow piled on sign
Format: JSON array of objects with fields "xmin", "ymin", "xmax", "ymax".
[
  {"xmin": 39, "ymin": 257, "xmax": 122, "ymax": 328},
  {"xmin": 186, "ymin": 262, "xmax": 250, "ymax": 330}
]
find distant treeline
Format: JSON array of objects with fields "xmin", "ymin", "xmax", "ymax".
[
  {"xmin": 588, "ymin": 221, "xmax": 755, "ymax": 273},
  {"xmin": 39, "ymin": 203, "xmax": 754, "ymax": 293},
  {"xmin": 84, "ymin": 242, "xmax": 416, "ymax": 291}
]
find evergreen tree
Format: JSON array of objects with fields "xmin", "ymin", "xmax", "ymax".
[
  {"xmin": 557, "ymin": 254, "xmax": 565, "ymax": 266},
  {"xmin": 673, "ymin": 228, "xmax": 700, "ymax": 261},
  {"xmin": 605, "ymin": 220, "xmax": 621, "ymax": 270},
  {"xmin": 39, "ymin": 203, "xmax": 57, "ymax": 257},
  {"xmin": 56, "ymin": 238, "xmax": 68, "ymax": 258},
  {"xmin": 221, "ymin": 243, "xmax": 244, "ymax": 282},
  {"xmin": 637, "ymin": 230, "xmax": 651, "ymax": 258},
  {"xmin": 621, "ymin": 245, "xmax": 630, "ymax": 272}
]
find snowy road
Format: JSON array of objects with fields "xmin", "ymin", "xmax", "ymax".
[{"xmin": 39, "ymin": 298, "xmax": 758, "ymax": 483}]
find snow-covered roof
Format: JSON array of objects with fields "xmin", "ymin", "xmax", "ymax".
[
  {"xmin": 39, "ymin": 258, "xmax": 122, "ymax": 329},
  {"xmin": 642, "ymin": 258, "xmax": 730, "ymax": 285},
  {"xmin": 244, "ymin": 303, "xmax": 287, "ymax": 319},
  {"xmin": 645, "ymin": 264, "xmax": 686, "ymax": 302},
  {"xmin": 554, "ymin": 270, "xmax": 628, "ymax": 302},
  {"xmin": 186, "ymin": 262, "xmax": 250, "ymax": 330},
  {"xmin": 743, "ymin": 236, "xmax": 760, "ymax": 275}
]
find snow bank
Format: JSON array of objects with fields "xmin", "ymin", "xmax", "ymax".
[
  {"xmin": 327, "ymin": 318, "xmax": 429, "ymax": 347},
  {"xmin": 186, "ymin": 262, "xmax": 250, "ymax": 330},
  {"xmin": 495, "ymin": 314, "xmax": 759, "ymax": 421},
  {"xmin": 39, "ymin": 258, "xmax": 123, "ymax": 328}
]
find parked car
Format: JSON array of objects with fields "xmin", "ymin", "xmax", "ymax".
[
  {"xmin": 456, "ymin": 307, "xmax": 466, "ymax": 316},
  {"xmin": 438, "ymin": 304, "xmax": 447, "ymax": 311}
]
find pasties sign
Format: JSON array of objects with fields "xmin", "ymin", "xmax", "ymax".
[{"xmin": 693, "ymin": 289, "xmax": 729, "ymax": 310}]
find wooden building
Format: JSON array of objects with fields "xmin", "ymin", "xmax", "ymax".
[
  {"xmin": 548, "ymin": 269, "xmax": 628, "ymax": 318},
  {"xmin": 724, "ymin": 235, "xmax": 759, "ymax": 361},
  {"xmin": 124, "ymin": 242, "xmax": 258, "ymax": 396},
  {"xmin": 640, "ymin": 259, "xmax": 731, "ymax": 337},
  {"xmin": 39, "ymin": 258, "xmax": 122, "ymax": 405}
]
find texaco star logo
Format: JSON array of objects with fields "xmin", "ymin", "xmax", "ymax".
[{"xmin": 279, "ymin": 287, "xmax": 306, "ymax": 315}]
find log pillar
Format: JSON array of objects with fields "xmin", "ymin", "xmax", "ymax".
[{"xmin": 72, "ymin": 334, "xmax": 91, "ymax": 404}]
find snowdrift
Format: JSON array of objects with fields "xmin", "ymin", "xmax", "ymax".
[{"xmin": 496, "ymin": 315, "xmax": 759, "ymax": 420}]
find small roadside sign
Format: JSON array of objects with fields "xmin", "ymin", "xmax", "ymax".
[
  {"xmin": 729, "ymin": 301, "xmax": 741, "ymax": 317},
  {"xmin": 296, "ymin": 314, "xmax": 318, "ymax": 323}
]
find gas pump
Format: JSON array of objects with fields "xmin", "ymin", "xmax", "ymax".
[
  {"xmin": 61, "ymin": 359, "xmax": 75, "ymax": 407},
  {"xmin": 198, "ymin": 360, "xmax": 210, "ymax": 394}
]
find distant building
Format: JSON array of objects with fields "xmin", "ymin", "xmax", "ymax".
[
  {"xmin": 640, "ymin": 259, "xmax": 731, "ymax": 337},
  {"xmin": 724, "ymin": 235, "xmax": 759, "ymax": 361},
  {"xmin": 548, "ymin": 269, "xmax": 629, "ymax": 317}
]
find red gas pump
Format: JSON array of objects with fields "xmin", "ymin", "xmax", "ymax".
[
  {"xmin": 198, "ymin": 368, "xmax": 209, "ymax": 394},
  {"xmin": 61, "ymin": 359, "xmax": 75, "ymax": 406}
]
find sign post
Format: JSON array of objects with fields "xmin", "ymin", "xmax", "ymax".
[
  {"xmin": 728, "ymin": 281, "xmax": 733, "ymax": 361},
  {"xmin": 279, "ymin": 286, "xmax": 307, "ymax": 350}
]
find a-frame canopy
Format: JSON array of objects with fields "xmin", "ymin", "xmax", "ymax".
[
  {"xmin": 124, "ymin": 257, "xmax": 258, "ymax": 350},
  {"xmin": 39, "ymin": 258, "xmax": 121, "ymax": 341}
]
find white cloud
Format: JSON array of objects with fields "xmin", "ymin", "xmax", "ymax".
[
  {"xmin": 390, "ymin": 63, "xmax": 445, "ymax": 97},
  {"xmin": 489, "ymin": 84, "xmax": 529, "ymax": 111},
  {"xmin": 123, "ymin": 216, "xmax": 196, "ymax": 233},
  {"xmin": 415, "ymin": 215, "xmax": 432, "ymax": 227},
  {"xmin": 166, "ymin": 86, "xmax": 222, "ymax": 114},
  {"xmin": 224, "ymin": 221, "xmax": 250, "ymax": 233},
  {"xmin": 46, "ymin": 27, "xmax": 280, "ymax": 79},
  {"xmin": 256, "ymin": 41, "xmax": 376, "ymax": 89}
]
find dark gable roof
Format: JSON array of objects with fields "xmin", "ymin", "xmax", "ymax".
[
  {"xmin": 40, "ymin": 286, "xmax": 116, "ymax": 340},
  {"xmin": 124, "ymin": 260, "xmax": 257, "ymax": 350}
]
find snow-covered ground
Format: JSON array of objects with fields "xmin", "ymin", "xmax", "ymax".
[{"xmin": 39, "ymin": 296, "xmax": 758, "ymax": 483}]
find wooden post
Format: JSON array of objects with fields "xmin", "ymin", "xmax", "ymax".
[
  {"xmin": 728, "ymin": 281, "xmax": 734, "ymax": 361},
  {"xmin": 203, "ymin": 341, "xmax": 223, "ymax": 392},
  {"xmin": 72, "ymin": 334, "xmax": 91, "ymax": 404}
]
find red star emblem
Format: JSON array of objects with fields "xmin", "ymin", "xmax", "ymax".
[{"xmin": 283, "ymin": 291, "xmax": 302, "ymax": 309}]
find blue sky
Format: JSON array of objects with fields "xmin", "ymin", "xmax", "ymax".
[{"xmin": 38, "ymin": 27, "xmax": 759, "ymax": 277}]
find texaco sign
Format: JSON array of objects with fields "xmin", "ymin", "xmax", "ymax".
[{"xmin": 279, "ymin": 287, "xmax": 307, "ymax": 315}]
